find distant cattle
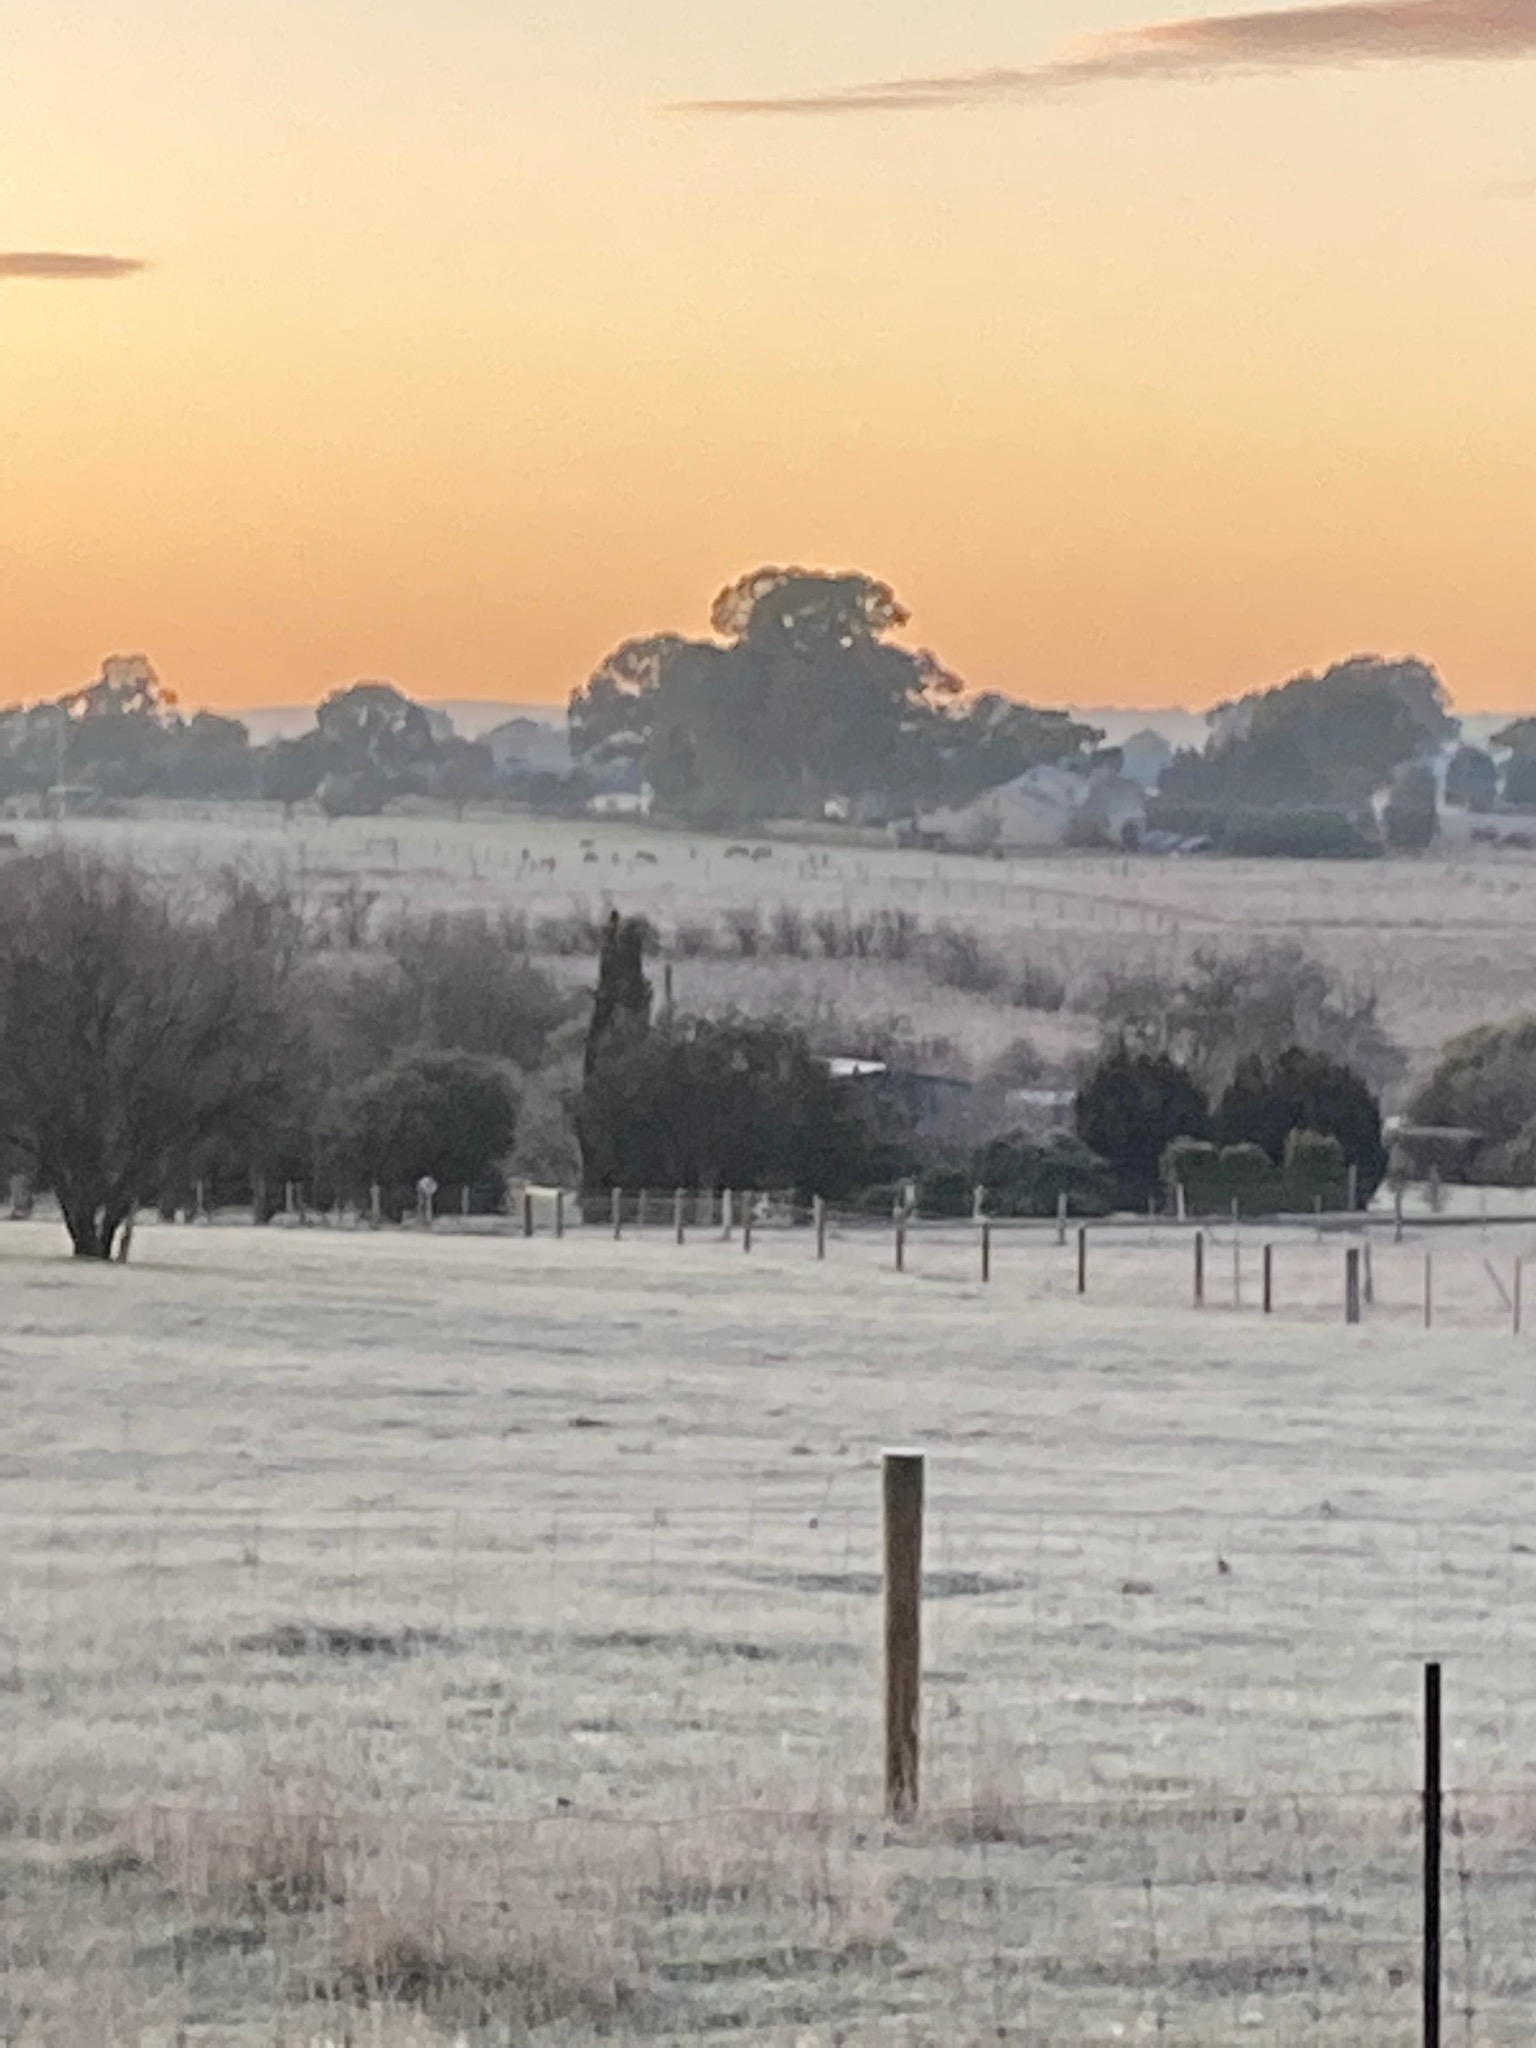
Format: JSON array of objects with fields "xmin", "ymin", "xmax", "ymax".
[
  {"xmin": 751, "ymin": 846, "xmax": 773, "ymax": 862},
  {"xmin": 725, "ymin": 845, "xmax": 751, "ymax": 859},
  {"xmin": 634, "ymin": 850, "xmax": 659, "ymax": 866}
]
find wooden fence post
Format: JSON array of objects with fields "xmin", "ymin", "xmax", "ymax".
[
  {"xmin": 980, "ymin": 1221, "xmax": 991, "ymax": 1285},
  {"xmin": 555, "ymin": 1189, "xmax": 565, "ymax": 1240},
  {"xmin": 1424, "ymin": 1251, "xmax": 1434, "ymax": 1330},
  {"xmin": 722, "ymin": 1188, "xmax": 734, "ymax": 1241},
  {"xmin": 1347, "ymin": 1162, "xmax": 1359, "ymax": 1213},
  {"xmin": 1363, "ymin": 1237, "xmax": 1374, "ymax": 1308},
  {"xmin": 612, "ymin": 1186, "xmax": 623, "ymax": 1240},
  {"xmin": 1262, "ymin": 1242, "xmax": 1274, "ymax": 1315},
  {"xmin": 1076, "ymin": 1225, "xmax": 1087, "ymax": 1297},
  {"xmin": 1395, "ymin": 1186, "xmax": 1405, "ymax": 1245},
  {"xmin": 1345, "ymin": 1246, "xmax": 1362, "ymax": 1325},
  {"xmin": 1056, "ymin": 1191, "xmax": 1068, "ymax": 1247},
  {"xmin": 883, "ymin": 1450, "xmax": 924, "ymax": 1821},
  {"xmin": 674, "ymin": 1187, "xmax": 686, "ymax": 1246},
  {"xmin": 370, "ymin": 1182, "xmax": 382, "ymax": 1230},
  {"xmin": 1232, "ymin": 1199, "xmax": 1242, "ymax": 1309},
  {"xmin": 522, "ymin": 1190, "xmax": 534, "ymax": 1239},
  {"xmin": 895, "ymin": 1211, "xmax": 906, "ymax": 1274},
  {"xmin": 1194, "ymin": 1230, "xmax": 1205, "ymax": 1308},
  {"xmin": 742, "ymin": 1197, "xmax": 753, "ymax": 1254},
  {"xmin": 814, "ymin": 1196, "xmax": 826, "ymax": 1261}
]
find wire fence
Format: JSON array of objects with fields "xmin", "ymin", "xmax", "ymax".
[{"xmin": 9, "ymin": 1487, "xmax": 1536, "ymax": 2039}]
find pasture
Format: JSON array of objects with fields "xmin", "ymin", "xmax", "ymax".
[
  {"xmin": 10, "ymin": 801, "xmax": 1536, "ymax": 1076},
  {"xmin": 7, "ymin": 1212, "xmax": 1536, "ymax": 2044}
]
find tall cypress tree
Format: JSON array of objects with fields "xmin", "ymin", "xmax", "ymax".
[{"xmin": 584, "ymin": 910, "xmax": 653, "ymax": 1076}]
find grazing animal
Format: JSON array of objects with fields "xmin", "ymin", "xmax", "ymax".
[
  {"xmin": 751, "ymin": 846, "xmax": 772, "ymax": 862},
  {"xmin": 635, "ymin": 850, "xmax": 658, "ymax": 866},
  {"xmin": 583, "ymin": 850, "xmax": 599, "ymax": 864},
  {"xmin": 725, "ymin": 845, "xmax": 751, "ymax": 859}
]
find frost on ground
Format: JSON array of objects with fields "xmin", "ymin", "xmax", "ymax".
[
  {"xmin": 13, "ymin": 802, "xmax": 1536, "ymax": 1072},
  {"xmin": 6, "ymin": 1217, "xmax": 1536, "ymax": 2043}
]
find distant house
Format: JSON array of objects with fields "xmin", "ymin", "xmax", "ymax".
[
  {"xmin": 588, "ymin": 783, "xmax": 654, "ymax": 819},
  {"xmin": 916, "ymin": 763, "xmax": 1146, "ymax": 854}
]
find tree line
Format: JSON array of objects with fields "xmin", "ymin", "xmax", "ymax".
[{"xmin": 0, "ymin": 852, "xmax": 1415, "ymax": 1262}]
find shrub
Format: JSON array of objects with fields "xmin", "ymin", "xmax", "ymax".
[
  {"xmin": 1076, "ymin": 1046, "xmax": 1210, "ymax": 1208},
  {"xmin": 1162, "ymin": 1137, "xmax": 1277, "ymax": 1217},
  {"xmin": 1215, "ymin": 1047, "xmax": 1385, "ymax": 1200},
  {"xmin": 328, "ymin": 1052, "xmax": 518, "ymax": 1215},
  {"xmin": 1409, "ymin": 1016, "xmax": 1536, "ymax": 1180},
  {"xmin": 1281, "ymin": 1128, "xmax": 1348, "ymax": 1208},
  {"xmin": 923, "ymin": 924, "xmax": 1008, "ymax": 996},
  {"xmin": 974, "ymin": 1130, "xmax": 1115, "ymax": 1218}
]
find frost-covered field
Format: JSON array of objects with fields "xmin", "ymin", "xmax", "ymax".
[
  {"xmin": 12, "ymin": 802, "xmax": 1536, "ymax": 1070},
  {"xmin": 7, "ymin": 1216, "xmax": 1536, "ymax": 2044}
]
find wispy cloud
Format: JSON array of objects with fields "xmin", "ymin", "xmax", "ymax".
[
  {"xmin": 0, "ymin": 252, "xmax": 148, "ymax": 281},
  {"xmin": 676, "ymin": 0, "xmax": 1536, "ymax": 114}
]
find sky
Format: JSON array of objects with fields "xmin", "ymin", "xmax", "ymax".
[{"xmin": 4, "ymin": 0, "xmax": 1536, "ymax": 717}]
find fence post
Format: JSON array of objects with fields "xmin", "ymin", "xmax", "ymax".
[
  {"xmin": 285, "ymin": 1180, "xmax": 296, "ymax": 1221},
  {"xmin": 895, "ymin": 1211, "xmax": 906, "ymax": 1274},
  {"xmin": 1231, "ymin": 1199, "xmax": 1242, "ymax": 1309},
  {"xmin": 1347, "ymin": 1161, "xmax": 1359, "ymax": 1213},
  {"xmin": 722, "ymin": 1188, "xmax": 734, "ymax": 1241},
  {"xmin": 1262, "ymin": 1242, "xmax": 1274, "ymax": 1315},
  {"xmin": 461, "ymin": 1184, "xmax": 471, "ymax": 1221},
  {"xmin": 1194, "ymin": 1230, "xmax": 1205, "ymax": 1308},
  {"xmin": 1314, "ymin": 1193, "xmax": 1324, "ymax": 1244},
  {"xmin": 1363, "ymin": 1236, "xmax": 1375, "ymax": 1308},
  {"xmin": 370, "ymin": 1181, "xmax": 382, "ymax": 1230},
  {"xmin": 980, "ymin": 1221, "xmax": 991, "ymax": 1285},
  {"xmin": 674, "ymin": 1187, "xmax": 686, "ymax": 1246},
  {"xmin": 1056, "ymin": 1191, "xmax": 1068, "ymax": 1247},
  {"xmin": 1345, "ymin": 1246, "xmax": 1362, "ymax": 1325},
  {"xmin": 612, "ymin": 1186, "xmax": 623, "ymax": 1240},
  {"xmin": 555, "ymin": 1189, "xmax": 565, "ymax": 1240},
  {"xmin": 522, "ymin": 1190, "xmax": 534, "ymax": 1239},
  {"xmin": 1424, "ymin": 1660, "xmax": 1442, "ymax": 2048},
  {"xmin": 1424, "ymin": 1252, "xmax": 1434, "ymax": 1330},
  {"xmin": 883, "ymin": 1450, "xmax": 924, "ymax": 1821},
  {"xmin": 637, "ymin": 1189, "xmax": 647, "ymax": 1232},
  {"xmin": 742, "ymin": 1198, "xmax": 753, "ymax": 1254},
  {"xmin": 814, "ymin": 1196, "xmax": 826, "ymax": 1262},
  {"xmin": 1395, "ymin": 1186, "xmax": 1406, "ymax": 1245},
  {"xmin": 1076, "ymin": 1225, "xmax": 1087, "ymax": 1297}
]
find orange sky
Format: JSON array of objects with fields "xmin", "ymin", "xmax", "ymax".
[{"xmin": 4, "ymin": 1, "xmax": 1536, "ymax": 715}]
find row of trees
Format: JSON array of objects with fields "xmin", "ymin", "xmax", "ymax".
[
  {"xmin": 0, "ymin": 851, "xmax": 1401, "ymax": 1261},
  {"xmin": 0, "ymin": 661, "xmax": 503, "ymax": 818},
  {"xmin": 1074, "ymin": 1043, "xmax": 1386, "ymax": 1214}
]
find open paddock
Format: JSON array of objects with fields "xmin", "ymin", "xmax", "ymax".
[
  {"xmin": 6, "ymin": 1219, "xmax": 1536, "ymax": 2042},
  {"xmin": 11, "ymin": 803, "xmax": 1536, "ymax": 1072}
]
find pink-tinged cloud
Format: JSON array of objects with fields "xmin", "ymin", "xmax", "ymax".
[
  {"xmin": 0, "ymin": 252, "xmax": 147, "ymax": 280},
  {"xmin": 677, "ymin": 0, "xmax": 1536, "ymax": 113}
]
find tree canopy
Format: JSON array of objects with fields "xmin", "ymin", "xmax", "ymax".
[
  {"xmin": 1160, "ymin": 655, "xmax": 1455, "ymax": 814},
  {"xmin": 569, "ymin": 567, "xmax": 1099, "ymax": 824}
]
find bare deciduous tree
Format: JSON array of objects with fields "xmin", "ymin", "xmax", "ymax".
[{"xmin": 0, "ymin": 852, "xmax": 306, "ymax": 1259}]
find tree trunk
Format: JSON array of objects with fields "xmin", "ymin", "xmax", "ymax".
[{"xmin": 63, "ymin": 1195, "xmax": 129, "ymax": 1261}]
